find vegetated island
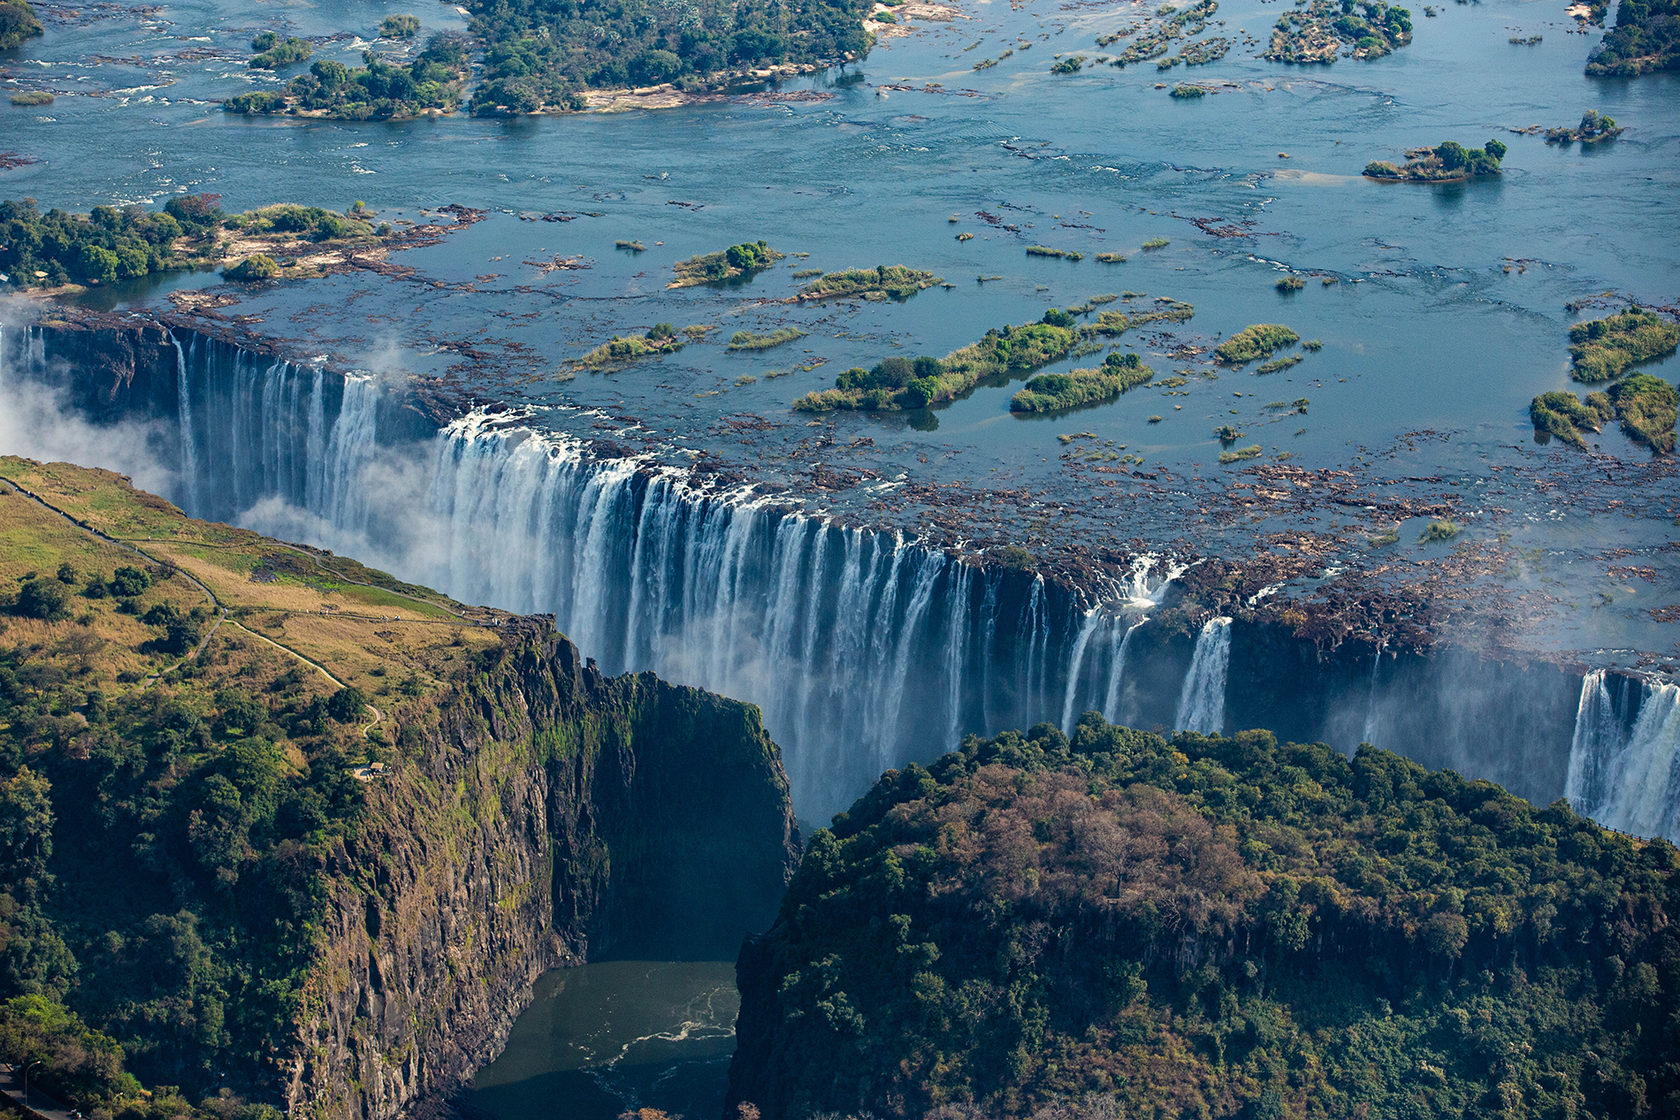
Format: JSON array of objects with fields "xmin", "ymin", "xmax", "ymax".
[
  {"xmin": 1264, "ymin": 0, "xmax": 1413, "ymax": 63},
  {"xmin": 728, "ymin": 714, "xmax": 1680, "ymax": 1120},
  {"xmin": 1585, "ymin": 0, "xmax": 1680, "ymax": 75},
  {"xmin": 1009, "ymin": 351, "xmax": 1153, "ymax": 413},
  {"xmin": 1531, "ymin": 375, "xmax": 1677, "ymax": 454},
  {"xmin": 669, "ymin": 240, "xmax": 785, "ymax": 287},
  {"xmin": 1214, "ymin": 322, "xmax": 1299, "ymax": 365},
  {"xmin": 795, "ymin": 264, "xmax": 942, "ymax": 302},
  {"xmin": 728, "ymin": 326, "xmax": 807, "ymax": 351},
  {"xmin": 464, "ymin": 0, "xmax": 872, "ymax": 115},
  {"xmin": 1545, "ymin": 109, "xmax": 1624, "ymax": 144},
  {"xmin": 1364, "ymin": 138, "xmax": 1506, "ymax": 183},
  {"xmin": 1104, "ymin": 0, "xmax": 1219, "ymax": 68},
  {"xmin": 571, "ymin": 321, "xmax": 693, "ymax": 371},
  {"xmin": 248, "ymin": 30, "xmax": 313, "ymax": 70},
  {"xmin": 0, "ymin": 195, "xmax": 394, "ymax": 291},
  {"xmin": 793, "ymin": 294, "xmax": 1191, "ymax": 412},
  {"xmin": 0, "ymin": 457, "xmax": 796, "ymax": 1120},
  {"xmin": 1568, "ymin": 308, "xmax": 1680, "ymax": 383},
  {"xmin": 0, "ymin": 0, "xmax": 44, "ymax": 51},
  {"xmin": 226, "ymin": 34, "xmax": 471, "ymax": 120}
]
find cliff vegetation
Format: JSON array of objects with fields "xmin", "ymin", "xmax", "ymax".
[{"xmin": 730, "ymin": 715, "xmax": 1680, "ymax": 1120}]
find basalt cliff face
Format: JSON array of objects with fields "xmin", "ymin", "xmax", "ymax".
[{"xmin": 286, "ymin": 624, "xmax": 798, "ymax": 1120}]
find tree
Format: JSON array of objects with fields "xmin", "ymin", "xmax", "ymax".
[
  {"xmin": 75, "ymin": 245, "xmax": 120, "ymax": 285},
  {"xmin": 325, "ymin": 687, "xmax": 366, "ymax": 723},
  {"xmin": 107, "ymin": 566, "xmax": 151, "ymax": 598},
  {"xmin": 1485, "ymin": 137, "xmax": 1507, "ymax": 161},
  {"xmin": 14, "ymin": 577, "xmax": 69, "ymax": 622},
  {"xmin": 225, "ymin": 254, "xmax": 279, "ymax": 281}
]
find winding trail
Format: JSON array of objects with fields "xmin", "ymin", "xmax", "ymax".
[{"xmin": 0, "ymin": 472, "xmax": 385, "ymax": 738}]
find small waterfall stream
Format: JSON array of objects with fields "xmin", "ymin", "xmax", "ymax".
[{"xmin": 1174, "ymin": 617, "xmax": 1232, "ymax": 735}]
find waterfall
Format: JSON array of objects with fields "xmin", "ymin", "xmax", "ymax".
[
  {"xmin": 1567, "ymin": 675, "xmax": 1680, "ymax": 840},
  {"xmin": 1060, "ymin": 609, "xmax": 1104, "ymax": 733},
  {"xmin": 1361, "ymin": 641, "xmax": 1385, "ymax": 746},
  {"xmin": 169, "ymin": 331, "xmax": 199, "ymax": 514},
  {"xmin": 1102, "ymin": 616, "xmax": 1148, "ymax": 722},
  {"xmin": 1175, "ymin": 617, "xmax": 1232, "ymax": 735},
  {"xmin": 8, "ymin": 325, "xmax": 1678, "ymax": 831}
]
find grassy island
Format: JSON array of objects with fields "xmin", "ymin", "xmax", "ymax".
[
  {"xmin": 0, "ymin": 0, "xmax": 43, "ymax": 51},
  {"xmin": 0, "ymin": 196, "xmax": 385, "ymax": 290},
  {"xmin": 572, "ymin": 322, "xmax": 688, "ymax": 370},
  {"xmin": 1090, "ymin": 296, "xmax": 1194, "ymax": 335},
  {"xmin": 226, "ymin": 36, "xmax": 470, "ymax": 119},
  {"xmin": 1214, "ymin": 323, "xmax": 1299, "ymax": 364},
  {"xmin": 1106, "ymin": 0, "xmax": 1218, "ymax": 67},
  {"xmin": 1010, "ymin": 352, "xmax": 1154, "ymax": 412},
  {"xmin": 795, "ymin": 295, "xmax": 1192, "ymax": 412},
  {"xmin": 1530, "ymin": 377, "xmax": 1676, "ymax": 455},
  {"xmin": 730, "ymin": 715, "xmax": 1680, "ymax": 1120},
  {"xmin": 670, "ymin": 240, "xmax": 784, "ymax": 287},
  {"xmin": 1265, "ymin": 0, "xmax": 1412, "ymax": 63},
  {"xmin": 1586, "ymin": 0, "xmax": 1680, "ymax": 75},
  {"xmin": 1608, "ymin": 372, "xmax": 1678, "ymax": 454},
  {"xmin": 1364, "ymin": 138, "xmax": 1505, "ymax": 183},
  {"xmin": 727, "ymin": 326, "xmax": 806, "ymax": 351},
  {"xmin": 795, "ymin": 264, "xmax": 941, "ymax": 301},
  {"xmin": 1529, "ymin": 389, "xmax": 1614, "ymax": 450},
  {"xmin": 1545, "ymin": 109, "xmax": 1624, "ymax": 143},
  {"xmin": 1568, "ymin": 308, "xmax": 1680, "ymax": 383}
]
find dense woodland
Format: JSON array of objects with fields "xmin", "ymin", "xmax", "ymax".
[
  {"xmin": 463, "ymin": 0, "xmax": 872, "ymax": 114},
  {"xmin": 0, "ymin": 197, "xmax": 377, "ymax": 288},
  {"xmin": 731, "ymin": 716, "xmax": 1680, "ymax": 1119},
  {"xmin": 0, "ymin": 560, "xmax": 370, "ymax": 1113},
  {"xmin": 1586, "ymin": 0, "xmax": 1680, "ymax": 75},
  {"xmin": 226, "ymin": 36, "xmax": 472, "ymax": 119}
]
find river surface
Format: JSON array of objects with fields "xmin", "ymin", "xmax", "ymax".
[{"xmin": 468, "ymin": 961, "xmax": 738, "ymax": 1120}]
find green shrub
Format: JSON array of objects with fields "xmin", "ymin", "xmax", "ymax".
[
  {"xmin": 1215, "ymin": 324, "xmax": 1299, "ymax": 364},
  {"xmin": 379, "ymin": 13, "xmax": 421, "ymax": 38},
  {"xmin": 224, "ymin": 254, "xmax": 280, "ymax": 281}
]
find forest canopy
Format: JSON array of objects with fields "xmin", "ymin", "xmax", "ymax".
[
  {"xmin": 730, "ymin": 715, "xmax": 1680, "ymax": 1120},
  {"xmin": 462, "ymin": 0, "xmax": 872, "ymax": 114}
]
